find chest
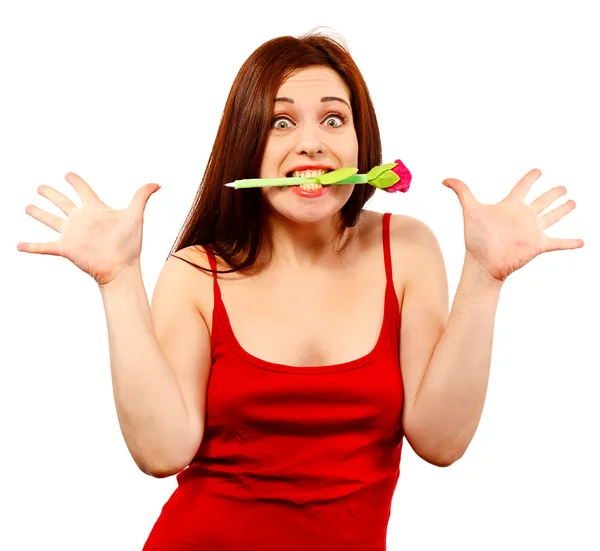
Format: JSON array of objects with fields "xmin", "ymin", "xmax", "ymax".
[{"xmin": 206, "ymin": 257, "xmax": 403, "ymax": 367}]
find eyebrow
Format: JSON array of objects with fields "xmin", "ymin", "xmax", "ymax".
[{"xmin": 274, "ymin": 96, "xmax": 351, "ymax": 109}]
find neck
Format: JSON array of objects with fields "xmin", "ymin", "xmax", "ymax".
[{"xmin": 258, "ymin": 209, "xmax": 360, "ymax": 272}]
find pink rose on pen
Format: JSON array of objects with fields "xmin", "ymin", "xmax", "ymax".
[{"xmin": 386, "ymin": 159, "xmax": 412, "ymax": 193}]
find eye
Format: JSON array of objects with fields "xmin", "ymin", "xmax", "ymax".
[
  {"xmin": 323, "ymin": 113, "xmax": 346, "ymax": 128},
  {"xmin": 270, "ymin": 112, "xmax": 347, "ymax": 131},
  {"xmin": 272, "ymin": 116, "xmax": 293, "ymax": 130}
]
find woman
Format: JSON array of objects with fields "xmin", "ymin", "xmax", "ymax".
[{"xmin": 17, "ymin": 30, "xmax": 583, "ymax": 550}]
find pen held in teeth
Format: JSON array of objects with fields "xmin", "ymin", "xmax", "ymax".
[
  {"xmin": 289, "ymin": 168, "xmax": 329, "ymax": 191},
  {"xmin": 297, "ymin": 183, "xmax": 323, "ymax": 191}
]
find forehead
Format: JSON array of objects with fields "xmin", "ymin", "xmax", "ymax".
[{"xmin": 276, "ymin": 66, "xmax": 350, "ymax": 102}]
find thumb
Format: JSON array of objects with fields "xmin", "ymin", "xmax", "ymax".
[
  {"xmin": 442, "ymin": 178, "xmax": 477, "ymax": 211},
  {"xmin": 129, "ymin": 183, "xmax": 161, "ymax": 215}
]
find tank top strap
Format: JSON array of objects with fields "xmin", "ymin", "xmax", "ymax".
[
  {"xmin": 205, "ymin": 246, "xmax": 222, "ymax": 302},
  {"xmin": 382, "ymin": 212, "xmax": 393, "ymax": 286}
]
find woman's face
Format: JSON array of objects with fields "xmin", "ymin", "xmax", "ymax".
[{"xmin": 259, "ymin": 66, "xmax": 359, "ymax": 224}]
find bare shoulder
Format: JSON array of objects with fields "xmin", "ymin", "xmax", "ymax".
[
  {"xmin": 389, "ymin": 213, "xmax": 439, "ymax": 248},
  {"xmin": 358, "ymin": 209, "xmax": 436, "ymax": 248},
  {"xmin": 167, "ymin": 245, "xmax": 217, "ymax": 325},
  {"xmin": 170, "ymin": 244, "xmax": 213, "ymax": 271},
  {"xmin": 388, "ymin": 214, "xmax": 446, "ymax": 280},
  {"xmin": 152, "ymin": 245, "xmax": 214, "ymax": 329}
]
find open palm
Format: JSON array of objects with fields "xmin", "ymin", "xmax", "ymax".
[
  {"xmin": 443, "ymin": 168, "xmax": 584, "ymax": 282},
  {"xmin": 18, "ymin": 172, "xmax": 161, "ymax": 286}
]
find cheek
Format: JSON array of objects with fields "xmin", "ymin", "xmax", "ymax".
[
  {"xmin": 259, "ymin": 139, "xmax": 286, "ymax": 178},
  {"xmin": 338, "ymin": 133, "xmax": 359, "ymax": 167},
  {"xmin": 338, "ymin": 183, "xmax": 356, "ymax": 201},
  {"xmin": 350, "ymin": 134, "xmax": 359, "ymax": 162},
  {"xmin": 260, "ymin": 187, "xmax": 282, "ymax": 207}
]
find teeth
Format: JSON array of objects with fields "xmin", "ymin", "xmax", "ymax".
[
  {"xmin": 292, "ymin": 169, "xmax": 329, "ymax": 178},
  {"xmin": 288, "ymin": 168, "xmax": 330, "ymax": 191},
  {"xmin": 299, "ymin": 183, "xmax": 322, "ymax": 191}
]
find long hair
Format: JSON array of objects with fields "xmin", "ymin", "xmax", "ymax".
[{"xmin": 170, "ymin": 29, "xmax": 382, "ymax": 273}]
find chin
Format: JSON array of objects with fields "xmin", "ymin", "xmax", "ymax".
[
  {"xmin": 262, "ymin": 186, "xmax": 353, "ymax": 220},
  {"xmin": 266, "ymin": 201, "xmax": 331, "ymax": 223},
  {"xmin": 283, "ymin": 209, "xmax": 339, "ymax": 225}
]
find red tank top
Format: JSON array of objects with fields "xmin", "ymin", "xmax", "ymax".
[{"xmin": 143, "ymin": 212, "xmax": 404, "ymax": 550}]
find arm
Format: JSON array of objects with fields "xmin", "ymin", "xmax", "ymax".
[
  {"xmin": 396, "ymin": 218, "xmax": 503, "ymax": 467},
  {"xmin": 99, "ymin": 253, "xmax": 211, "ymax": 478}
]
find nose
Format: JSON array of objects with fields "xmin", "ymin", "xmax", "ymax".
[{"xmin": 294, "ymin": 124, "xmax": 325, "ymax": 155}]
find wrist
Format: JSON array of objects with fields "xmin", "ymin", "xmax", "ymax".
[
  {"xmin": 463, "ymin": 252, "xmax": 505, "ymax": 289},
  {"xmin": 456, "ymin": 254, "xmax": 504, "ymax": 309},
  {"xmin": 98, "ymin": 262, "xmax": 143, "ymax": 294}
]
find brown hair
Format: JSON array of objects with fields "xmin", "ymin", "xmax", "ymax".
[{"xmin": 169, "ymin": 29, "xmax": 382, "ymax": 273}]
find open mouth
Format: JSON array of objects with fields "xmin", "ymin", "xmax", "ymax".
[{"xmin": 285, "ymin": 169, "xmax": 332, "ymax": 191}]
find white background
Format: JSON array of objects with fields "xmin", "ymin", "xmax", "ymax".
[{"xmin": 1, "ymin": 0, "xmax": 598, "ymax": 549}]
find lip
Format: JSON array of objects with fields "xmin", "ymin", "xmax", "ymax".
[{"xmin": 291, "ymin": 185, "xmax": 331, "ymax": 198}]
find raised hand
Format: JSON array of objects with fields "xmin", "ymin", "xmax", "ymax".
[
  {"xmin": 442, "ymin": 168, "xmax": 584, "ymax": 283},
  {"xmin": 18, "ymin": 172, "xmax": 161, "ymax": 286}
]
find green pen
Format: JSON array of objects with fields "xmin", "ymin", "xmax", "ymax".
[{"xmin": 223, "ymin": 161, "xmax": 412, "ymax": 194}]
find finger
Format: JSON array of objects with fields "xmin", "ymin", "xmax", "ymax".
[
  {"xmin": 64, "ymin": 172, "xmax": 101, "ymax": 204},
  {"xmin": 540, "ymin": 199, "xmax": 576, "ymax": 229},
  {"xmin": 544, "ymin": 236, "xmax": 585, "ymax": 252},
  {"xmin": 508, "ymin": 168, "xmax": 542, "ymax": 202},
  {"xmin": 25, "ymin": 204, "xmax": 65, "ymax": 233},
  {"xmin": 128, "ymin": 183, "xmax": 161, "ymax": 215},
  {"xmin": 16, "ymin": 240, "xmax": 61, "ymax": 256},
  {"xmin": 528, "ymin": 185, "xmax": 567, "ymax": 214},
  {"xmin": 37, "ymin": 185, "xmax": 78, "ymax": 216},
  {"xmin": 442, "ymin": 178, "xmax": 479, "ymax": 211}
]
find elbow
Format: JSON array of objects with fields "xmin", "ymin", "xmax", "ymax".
[
  {"xmin": 424, "ymin": 449, "xmax": 464, "ymax": 468},
  {"xmin": 135, "ymin": 449, "xmax": 195, "ymax": 479},
  {"xmin": 136, "ymin": 430, "xmax": 204, "ymax": 478},
  {"xmin": 424, "ymin": 439, "xmax": 467, "ymax": 467},
  {"xmin": 405, "ymin": 430, "xmax": 466, "ymax": 468},
  {"xmin": 139, "ymin": 458, "xmax": 188, "ymax": 478},
  {"xmin": 147, "ymin": 466, "xmax": 184, "ymax": 479}
]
